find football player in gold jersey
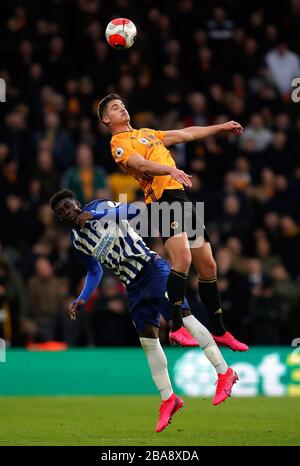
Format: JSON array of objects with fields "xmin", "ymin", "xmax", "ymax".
[{"xmin": 97, "ymin": 93, "xmax": 248, "ymax": 351}]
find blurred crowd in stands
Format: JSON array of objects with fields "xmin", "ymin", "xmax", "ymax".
[{"xmin": 1, "ymin": 0, "xmax": 300, "ymax": 347}]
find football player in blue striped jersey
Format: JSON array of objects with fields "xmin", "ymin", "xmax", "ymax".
[{"xmin": 50, "ymin": 189, "xmax": 238, "ymax": 432}]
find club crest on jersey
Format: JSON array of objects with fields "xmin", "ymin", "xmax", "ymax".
[
  {"xmin": 116, "ymin": 147, "xmax": 124, "ymax": 157},
  {"xmin": 139, "ymin": 138, "xmax": 149, "ymax": 144}
]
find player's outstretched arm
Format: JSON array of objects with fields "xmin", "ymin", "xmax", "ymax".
[
  {"xmin": 162, "ymin": 121, "xmax": 244, "ymax": 146},
  {"xmin": 90, "ymin": 203, "xmax": 140, "ymax": 221},
  {"xmin": 127, "ymin": 154, "xmax": 192, "ymax": 187},
  {"xmin": 74, "ymin": 204, "xmax": 140, "ymax": 228},
  {"xmin": 68, "ymin": 256, "xmax": 103, "ymax": 320}
]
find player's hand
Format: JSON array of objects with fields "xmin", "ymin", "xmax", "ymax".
[
  {"xmin": 75, "ymin": 211, "xmax": 93, "ymax": 227},
  {"xmin": 68, "ymin": 299, "xmax": 84, "ymax": 320},
  {"xmin": 168, "ymin": 167, "xmax": 193, "ymax": 187},
  {"xmin": 222, "ymin": 120, "xmax": 244, "ymax": 135}
]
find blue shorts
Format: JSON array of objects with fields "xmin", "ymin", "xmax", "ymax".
[{"xmin": 127, "ymin": 256, "xmax": 190, "ymax": 333}]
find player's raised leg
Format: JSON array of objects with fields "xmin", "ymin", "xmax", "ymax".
[
  {"xmin": 164, "ymin": 234, "xmax": 198, "ymax": 347},
  {"xmin": 182, "ymin": 309, "xmax": 239, "ymax": 404},
  {"xmin": 139, "ymin": 324, "xmax": 183, "ymax": 433},
  {"xmin": 191, "ymin": 242, "xmax": 249, "ymax": 352}
]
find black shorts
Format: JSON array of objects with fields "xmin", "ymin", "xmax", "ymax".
[{"xmin": 146, "ymin": 189, "xmax": 210, "ymax": 244}]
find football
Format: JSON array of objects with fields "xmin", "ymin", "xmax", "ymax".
[{"xmin": 105, "ymin": 18, "xmax": 137, "ymax": 50}]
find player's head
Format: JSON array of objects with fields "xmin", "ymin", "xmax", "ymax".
[
  {"xmin": 97, "ymin": 93, "xmax": 130, "ymax": 128},
  {"xmin": 50, "ymin": 189, "xmax": 81, "ymax": 224}
]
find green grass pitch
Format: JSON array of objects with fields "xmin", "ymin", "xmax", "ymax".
[{"xmin": 1, "ymin": 396, "xmax": 299, "ymax": 446}]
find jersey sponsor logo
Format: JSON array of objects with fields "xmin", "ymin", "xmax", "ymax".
[
  {"xmin": 94, "ymin": 233, "xmax": 116, "ymax": 259},
  {"xmin": 116, "ymin": 147, "xmax": 124, "ymax": 157}
]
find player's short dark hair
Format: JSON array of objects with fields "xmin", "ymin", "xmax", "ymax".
[
  {"xmin": 97, "ymin": 93, "xmax": 123, "ymax": 121},
  {"xmin": 49, "ymin": 189, "xmax": 75, "ymax": 211}
]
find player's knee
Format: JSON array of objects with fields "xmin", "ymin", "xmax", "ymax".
[
  {"xmin": 139, "ymin": 324, "xmax": 160, "ymax": 339},
  {"xmin": 171, "ymin": 253, "xmax": 191, "ymax": 273},
  {"xmin": 199, "ymin": 258, "xmax": 217, "ymax": 278}
]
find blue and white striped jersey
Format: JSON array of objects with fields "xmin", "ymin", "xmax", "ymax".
[{"xmin": 71, "ymin": 199, "xmax": 156, "ymax": 286}]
